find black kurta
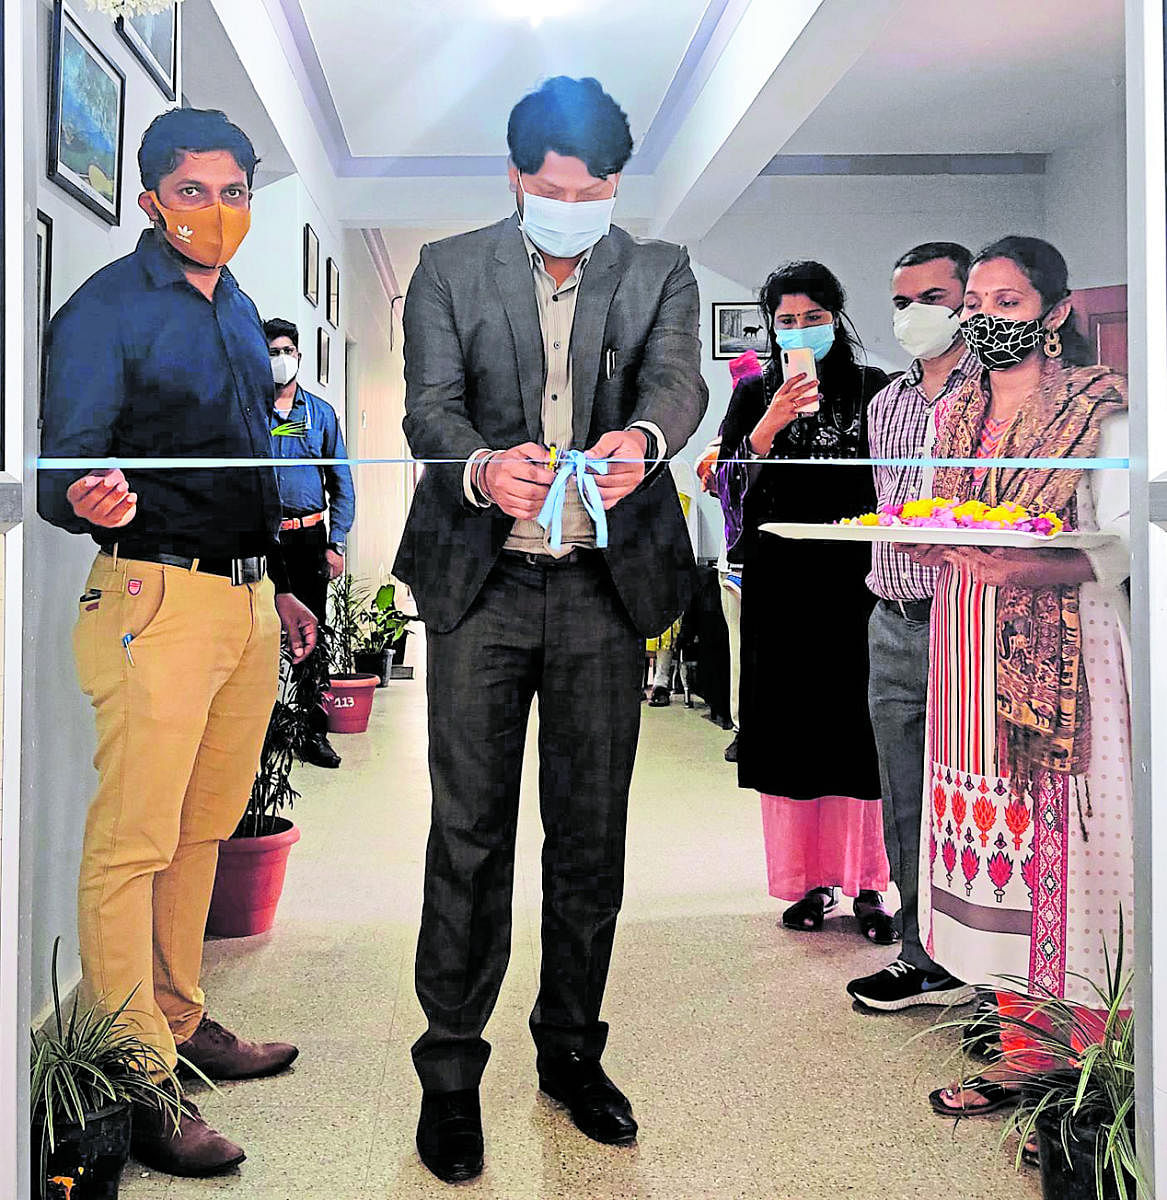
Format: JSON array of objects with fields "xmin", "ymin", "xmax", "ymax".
[{"xmin": 721, "ymin": 360, "xmax": 887, "ymax": 801}]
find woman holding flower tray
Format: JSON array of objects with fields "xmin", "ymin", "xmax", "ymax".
[{"xmin": 911, "ymin": 237, "xmax": 1134, "ymax": 1119}]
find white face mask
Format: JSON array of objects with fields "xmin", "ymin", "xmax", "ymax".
[
  {"xmin": 518, "ymin": 176, "xmax": 616, "ymax": 259},
  {"xmin": 892, "ymin": 302, "xmax": 961, "ymax": 362},
  {"xmin": 271, "ymin": 354, "xmax": 299, "ymax": 387}
]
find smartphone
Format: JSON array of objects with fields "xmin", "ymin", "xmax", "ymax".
[{"xmin": 781, "ymin": 347, "xmax": 819, "ymax": 414}]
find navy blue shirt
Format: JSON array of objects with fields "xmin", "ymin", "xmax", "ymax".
[
  {"xmin": 271, "ymin": 386, "xmax": 355, "ymax": 543},
  {"xmin": 38, "ymin": 230, "xmax": 283, "ymax": 561}
]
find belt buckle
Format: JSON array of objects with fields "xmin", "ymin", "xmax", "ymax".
[{"xmin": 229, "ymin": 556, "xmax": 266, "ymax": 586}]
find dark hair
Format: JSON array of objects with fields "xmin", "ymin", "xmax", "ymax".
[
  {"xmin": 758, "ymin": 260, "xmax": 863, "ymax": 380},
  {"xmin": 507, "ymin": 77, "xmax": 633, "ymax": 179},
  {"xmin": 139, "ymin": 108, "xmax": 259, "ymax": 192},
  {"xmin": 263, "ymin": 318, "xmax": 298, "ymax": 348},
  {"xmin": 893, "ymin": 241, "xmax": 972, "ymax": 285},
  {"xmin": 972, "ymin": 235, "xmax": 1094, "ymax": 366}
]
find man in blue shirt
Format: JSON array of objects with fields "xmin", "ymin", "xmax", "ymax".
[
  {"xmin": 38, "ymin": 108, "xmax": 317, "ymax": 1178},
  {"xmin": 264, "ymin": 317, "xmax": 356, "ymax": 768}
]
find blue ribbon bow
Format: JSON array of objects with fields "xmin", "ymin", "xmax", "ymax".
[{"xmin": 536, "ymin": 449, "xmax": 610, "ymax": 550}]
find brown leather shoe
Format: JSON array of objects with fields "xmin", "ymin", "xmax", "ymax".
[
  {"xmin": 176, "ymin": 1013, "xmax": 299, "ymax": 1081},
  {"xmin": 131, "ymin": 1099, "xmax": 246, "ymax": 1177}
]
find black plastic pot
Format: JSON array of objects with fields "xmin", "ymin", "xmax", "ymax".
[
  {"xmin": 33, "ymin": 1101, "xmax": 132, "ymax": 1199},
  {"xmin": 354, "ymin": 648, "xmax": 392, "ymax": 688},
  {"xmin": 1036, "ymin": 1111, "xmax": 1135, "ymax": 1200},
  {"xmin": 392, "ymin": 630, "xmax": 410, "ymax": 665}
]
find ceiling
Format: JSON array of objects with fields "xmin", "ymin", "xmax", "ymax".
[
  {"xmin": 292, "ymin": 0, "xmax": 715, "ymax": 163},
  {"xmin": 782, "ymin": 0, "xmax": 1125, "ymax": 155}
]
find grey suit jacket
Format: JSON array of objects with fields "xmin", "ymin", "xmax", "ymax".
[{"xmin": 392, "ymin": 214, "xmax": 708, "ymax": 636}]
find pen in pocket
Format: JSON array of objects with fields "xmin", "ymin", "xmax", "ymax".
[{"xmin": 122, "ymin": 633, "xmax": 135, "ymax": 666}]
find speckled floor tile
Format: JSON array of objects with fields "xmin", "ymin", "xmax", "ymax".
[{"xmin": 120, "ymin": 657, "xmax": 1039, "ymax": 1200}]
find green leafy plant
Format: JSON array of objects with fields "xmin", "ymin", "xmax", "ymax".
[
  {"xmin": 927, "ymin": 917, "xmax": 1145, "ymax": 1199},
  {"xmin": 358, "ymin": 583, "xmax": 416, "ymax": 655},
  {"xmin": 236, "ymin": 626, "xmax": 335, "ymax": 838},
  {"xmin": 31, "ymin": 939, "xmax": 191, "ymax": 1182},
  {"xmin": 328, "ymin": 574, "xmax": 369, "ymax": 676},
  {"xmin": 271, "ymin": 420, "xmax": 309, "ymax": 437}
]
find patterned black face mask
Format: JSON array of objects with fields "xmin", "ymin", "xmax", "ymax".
[{"xmin": 961, "ymin": 312, "xmax": 1045, "ymax": 371}]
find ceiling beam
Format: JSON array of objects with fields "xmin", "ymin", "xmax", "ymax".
[{"xmin": 652, "ymin": 0, "xmax": 907, "ymax": 246}]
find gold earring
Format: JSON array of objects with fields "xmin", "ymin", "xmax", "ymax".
[{"xmin": 1044, "ymin": 328, "xmax": 1062, "ymax": 359}]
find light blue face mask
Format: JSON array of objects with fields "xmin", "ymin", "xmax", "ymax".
[
  {"xmin": 517, "ymin": 176, "xmax": 616, "ymax": 259},
  {"xmin": 773, "ymin": 322, "xmax": 836, "ymax": 361}
]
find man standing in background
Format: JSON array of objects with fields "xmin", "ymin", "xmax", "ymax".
[
  {"xmin": 38, "ymin": 108, "xmax": 316, "ymax": 1177},
  {"xmin": 264, "ymin": 317, "xmax": 356, "ymax": 769},
  {"xmin": 847, "ymin": 242, "xmax": 980, "ymax": 1013}
]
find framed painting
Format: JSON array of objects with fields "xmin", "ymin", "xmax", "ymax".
[
  {"xmin": 303, "ymin": 224, "xmax": 319, "ymax": 306},
  {"xmin": 317, "ymin": 327, "xmax": 330, "ymax": 387},
  {"xmin": 37, "ymin": 211, "xmax": 54, "ymax": 402},
  {"xmin": 48, "ymin": 0, "xmax": 126, "ymax": 225},
  {"xmin": 712, "ymin": 301, "xmax": 770, "ymax": 360},
  {"xmin": 326, "ymin": 257, "xmax": 340, "ymax": 328},
  {"xmin": 116, "ymin": 2, "xmax": 181, "ymax": 102}
]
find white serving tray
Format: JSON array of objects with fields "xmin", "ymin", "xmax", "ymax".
[{"xmin": 760, "ymin": 522, "xmax": 1117, "ymax": 550}]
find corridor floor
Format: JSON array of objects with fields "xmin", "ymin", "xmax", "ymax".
[{"xmin": 120, "ymin": 666, "xmax": 1040, "ymax": 1200}]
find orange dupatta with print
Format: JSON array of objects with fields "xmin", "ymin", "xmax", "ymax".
[{"xmin": 932, "ymin": 360, "xmax": 1127, "ymax": 788}]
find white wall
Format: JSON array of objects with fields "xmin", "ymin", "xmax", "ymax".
[{"xmin": 1045, "ymin": 116, "xmax": 1128, "ymax": 289}]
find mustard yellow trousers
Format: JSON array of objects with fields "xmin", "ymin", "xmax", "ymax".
[{"xmin": 73, "ymin": 553, "xmax": 280, "ymax": 1068}]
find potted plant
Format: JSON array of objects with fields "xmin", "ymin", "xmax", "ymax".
[
  {"xmin": 31, "ymin": 939, "xmax": 186, "ymax": 1199},
  {"xmin": 354, "ymin": 583, "xmax": 416, "ymax": 688},
  {"xmin": 325, "ymin": 574, "xmax": 381, "ymax": 732},
  {"xmin": 933, "ymin": 921, "xmax": 1145, "ymax": 1200},
  {"xmin": 206, "ymin": 631, "xmax": 332, "ymax": 937}
]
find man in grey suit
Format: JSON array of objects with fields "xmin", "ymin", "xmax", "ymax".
[{"xmin": 393, "ymin": 77, "xmax": 707, "ymax": 1183}]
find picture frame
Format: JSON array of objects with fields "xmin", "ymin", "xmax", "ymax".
[
  {"xmin": 303, "ymin": 224, "xmax": 319, "ymax": 306},
  {"xmin": 36, "ymin": 211, "xmax": 54, "ymax": 403},
  {"xmin": 115, "ymin": 2, "xmax": 181, "ymax": 103},
  {"xmin": 317, "ymin": 327, "xmax": 330, "ymax": 387},
  {"xmin": 326, "ymin": 257, "xmax": 340, "ymax": 328},
  {"xmin": 711, "ymin": 302, "xmax": 770, "ymax": 361},
  {"xmin": 48, "ymin": 0, "xmax": 126, "ymax": 226}
]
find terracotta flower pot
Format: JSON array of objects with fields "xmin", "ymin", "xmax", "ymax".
[
  {"xmin": 206, "ymin": 818, "xmax": 301, "ymax": 938},
  {"xmin": 325, "ymin": 673, "xmax": 380, "ymax": 732}
]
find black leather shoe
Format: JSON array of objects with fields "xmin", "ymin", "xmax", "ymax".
[
  {"xmin": 724, "ymin": 735, "xmax": 738, "ymax": 762},
  {"xmin": 537, "ymin": 1051, "xmax": 637, "ymax": 1146},
  {"xmin": 648, "ymin": 686, "xmax": 670, "ymax": 707},
  {"xmin": 416, "ymin": 1089, "xmax": 483, "ymax": 1184},
  {"xmin": 301, "ymin": 733, "xmax": 341, "ymax": 769}
]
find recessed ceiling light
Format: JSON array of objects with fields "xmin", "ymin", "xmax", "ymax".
[{"xmin": 494, "ymin": 0, "xmax": 582, "ymax": 27}]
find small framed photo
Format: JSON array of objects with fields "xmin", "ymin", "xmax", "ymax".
[
  {"xmin": 303, "ymin": 224, "xmax": 319, "ymax": 306},
  {"xmin": 712, "ymin": 302, "xmax": 770, "ymax": 360},
  {"xmin": 326, "ymin": 257, "xmax": 340, "ymax": 328},
  {"xmin": 115, "ymin": 2, "xmax": 180, "ymax": 102},
  {"xmin": 317, "ymin": 327, "xmax": 330, "ymax": 386},
  {"xmin": 48, "ymin": 0, "xmax": 126, "ymax": 226},
  {"xmin": 37, "ymin": 211, "xmax": 54, "ymax": 398}
]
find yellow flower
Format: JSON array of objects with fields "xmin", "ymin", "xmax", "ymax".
[{"xmin": 857, "ymin": 512, "xmax": 881, "ymax": 526}]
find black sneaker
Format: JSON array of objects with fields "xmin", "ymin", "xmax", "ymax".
[{"xmin": 847, "ymin": 961, "xmax": 975, "ymax": 1011}]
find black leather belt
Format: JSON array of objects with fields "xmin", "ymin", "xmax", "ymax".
[
  {"xmin": 881, "ymin": 596, "xmax": 932, "ymax": 623},
  {"xmin": 101, "ymin": 546, "xmax": 267, "ymax": 585},
  {"xmin": 502, "ymin": 548, "xmax": 595, "ymax": 568}
]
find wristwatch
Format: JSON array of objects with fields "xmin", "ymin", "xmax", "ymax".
[{"xmin": 328, "ymin": 542, "xmax": 345, "ymax": 554}]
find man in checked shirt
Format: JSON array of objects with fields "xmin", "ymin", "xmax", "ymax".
[{"xmin": 846, "ymin": 242, "xmax": 982, "ymax": 1013}]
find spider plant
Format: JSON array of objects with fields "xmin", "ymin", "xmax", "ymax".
[{"xmin": 30, "ymin": 939, "xmax": 187, "ymax": 1183}]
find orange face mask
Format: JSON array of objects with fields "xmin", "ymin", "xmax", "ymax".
[{"xmin": 148, "ymin": 192, "xmax": 251, "ymax": 267}]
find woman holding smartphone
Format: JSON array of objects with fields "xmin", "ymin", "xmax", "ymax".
[{"xmin": 714, "ymin": 261, "xmax": 894, "ymax": 941}]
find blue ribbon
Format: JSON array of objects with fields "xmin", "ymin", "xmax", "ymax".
[{"xmin": 536, "ymin": 449, "xmax": 609, "ymax": 550}]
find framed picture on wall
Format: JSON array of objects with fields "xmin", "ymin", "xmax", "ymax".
[
  {"xmin": 304, "ymin": 224, "xmax": 319, "ymax": 306},
  {"xmin": 48, "ymin": 0, "xmax": 126, "ymax": 226},
  {"xmin": 36, "ymin": 211, "xmax": 54, "ymax": 403},
  {"xmin": 711, "ymin": 302, "xmax": 770, "ymax": 360},
  {"xmin": 326, "ymin": 258, "xmax": 340, "ymax": 328},
  {"xmin": 115, "ymin": 2, "xmax": 181, "ymax": 102},
  {"xmin": 317, "ymin": 327, "xmax": 330, "ymax": 386}
]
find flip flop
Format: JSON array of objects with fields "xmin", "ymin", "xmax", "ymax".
[
  {"xmin": 928, "ymin": 1076, "xmax": 1019, "ymax": 1118},
  {"xmin": 854, "ymin": 902, "xmax": 901, "ymax": 946},
  {"xmin": 782, "ymin": 888, "xmax": 837, "ymax": 932}
]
